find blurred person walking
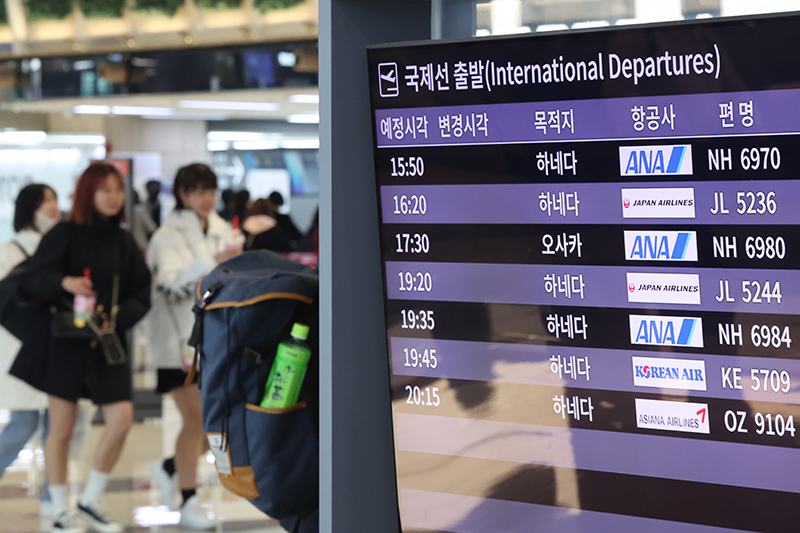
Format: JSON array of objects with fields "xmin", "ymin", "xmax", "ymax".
[
  {"xmin": 144, "ymin": 180, "xmax": 162, "ymax": 227},
  {"xmin": 242, "ymin": 198, "xmax": 293, "ymax": 253},
  {"xmin": 265, "ymin": 192, "xmax": 303, "ymax": 247},
  {"xmin": 232, "ymin": 189, "xmax": 251, "ymax": 223},
  {"xmin": 217, "ymin": 188, "xmax": 235, "ymax": 222},
  {"xmin": 0, "ymin": 184, "xmax": 60, "ymax": 514},
  {"xmin": 10, "ymin": 163, "xmax": 152, "ymax": 533},
  {"xmin": 146, "ymin": 164, "xmax": 241, "ymax": 530}
]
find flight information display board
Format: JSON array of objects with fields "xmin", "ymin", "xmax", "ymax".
[{"xmin": 367, "ymin": 14, "xmax": 800, "ymax": 533}]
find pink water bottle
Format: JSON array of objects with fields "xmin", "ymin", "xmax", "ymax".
[{"xmin": 73, "ymin": 268, "xmax": 96, "ymax": 328}]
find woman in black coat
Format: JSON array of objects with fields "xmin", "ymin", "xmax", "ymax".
[{"xmin": 10, "ymin": 163, "xmax": 151, "ymax": 533}]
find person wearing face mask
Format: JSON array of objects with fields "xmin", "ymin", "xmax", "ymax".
[
  {"xmin": 146, "ymin": 163, "xmax": 241, "ymax": 529},
  {"xmin": 10, "ymin": 164, "xmax": 152, "ymax": 533},
  {"xmin": 0, "ymin": 184, "xmax": 60, "ymax": 513}
]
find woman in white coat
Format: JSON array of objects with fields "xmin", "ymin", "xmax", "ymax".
[
  {"xmin": 0, "ymin": 184, "xmax": 60, "ymax": 503},
  {"xmin": 146, "ymin": 164, "xmax": 240, "ymax": 529}
]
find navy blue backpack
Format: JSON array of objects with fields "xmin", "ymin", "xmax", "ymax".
[{"xmin": 188, "ymin": 251, "xmax": 319, "ymax": 526}]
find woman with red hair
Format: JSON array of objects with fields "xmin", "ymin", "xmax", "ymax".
[{"xmin": 10, "ymin": 163, "xmax": 151, "ymax": 533}]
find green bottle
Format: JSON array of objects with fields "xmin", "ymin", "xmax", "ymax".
[{"xmin": 260, "ymin": 323, "xmax": 312, "ymax": 408}]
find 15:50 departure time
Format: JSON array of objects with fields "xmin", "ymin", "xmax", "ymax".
[{"xmin": 390, "ymin": 156, "xmax": 425, "ymax": 177}]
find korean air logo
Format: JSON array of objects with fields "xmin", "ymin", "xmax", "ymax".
[
  {"xmin": 378, "ymin": 63, "xmax": 399, "ymax": 97},
  {"xmin": 624, "ymin": 231, "xmax": 698, "ymax": 261},
  {"xmin": 619, "ymin": 145, "xmax": 693, "ymax": 176},
  {"xmin": 629, "ymin": 314, "xmax": 704, "ymax": 348},
  {"xmin": 632, "ymin": 356, "xmax": 707, "ymax": 391}
]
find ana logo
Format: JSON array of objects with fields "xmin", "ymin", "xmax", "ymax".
[
  {"xmin": 635, "ymin": 398, "xmax": 710, "ymax": 434},
  {"xmin": 632, "ymin": 356, "xmax": 707, "ymax": 391},
  {"xmin": 619, "ymin": 145, "xmax": 693, "ymax": 176},
  {"xmin": 624, "ymin": 231, "xmax": 698, "ymax": 262},
  {"xmin": 378, "ymin": 62, "xmax": 399, "ymax": 97},
  {"xmin": 629, "ymin": 314, "xmax": 704, "ymax": 348},
  {"xmin": 620, "ymin": 188, "xmax": 695, "ymax": 219},
  {"xmin": 626, "ymin": 272, "xmax": 701, "ymax": 305}
]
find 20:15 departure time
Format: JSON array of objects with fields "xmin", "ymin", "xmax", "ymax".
[{"xmin": 405, "ymin": 385, "xmax": 440, "ymax": 407}]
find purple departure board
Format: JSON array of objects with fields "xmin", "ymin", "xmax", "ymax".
[{"xmin": 368, "ymin": 14, "xmax": 800, "ymax": 533}]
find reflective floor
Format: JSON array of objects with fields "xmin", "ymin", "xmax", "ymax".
[{"xmin": 0, "ymin": 396, "xmax": 283, "ymax": 533}]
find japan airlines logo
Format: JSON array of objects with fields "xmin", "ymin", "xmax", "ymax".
[
  {"xmin": 635, "ymin": 398, "xmax": 710, "ymax": 434},
  {"xmin": 619, "ymin": 145, "xmax": 693, "ymax": 176},
  {"xmin": 624, "ymin": 231, "xmax": 698, "ymax": 261},
  {"xmin": 378, "ymin": 63, "xmax": 399, "ymax": 97},
  {"xmin": 632, "ymin": 356, "xmax": 707, "ymax": 391},
  {"xmin": 626, "ymin": 273, "xmax": 701, "ymax": 305},
  {"xmin": 629, "ymin": 314, "xmax": 704, "ymax": 348},
  {"xmin": 621, "ymin": 188, "xmax": 695, "ymax": 219}
]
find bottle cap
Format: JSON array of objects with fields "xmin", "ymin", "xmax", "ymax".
[{"xmin": 291, "ymin": 323, "xmax": 310, "ymax": 340}]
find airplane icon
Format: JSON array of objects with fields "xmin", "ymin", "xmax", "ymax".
[{"xmin": 378, "ymin": 62, "xmax": 399, "ymax": 97}]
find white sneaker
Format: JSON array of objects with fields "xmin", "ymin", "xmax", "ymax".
[
  {"xmin": 52, "ymin": 511, "xmax": 84, "ymax": 533},
  {"xmin": 151, "ymin": 458, "xmax": 179, "ymax": 510},
  {"xmin": 179, "ymin": 495, "xmax": 214, "ymax": 530},
  {"xmin": 77, "ymin": 503, "xmax": 123, "ymax": 533}
]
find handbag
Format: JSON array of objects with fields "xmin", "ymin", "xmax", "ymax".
[
  {"xmin": 51, "ymin": 275, "xmax": 128, "ymax": 365},
  {"xmin": 50, "ymin": 309, "xmax": 96, "ymax": 339}
]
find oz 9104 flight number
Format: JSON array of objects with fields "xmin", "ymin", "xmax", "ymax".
[{"xmin": 725, "ymin": 410, "xmax": 796, "ymax": 438}]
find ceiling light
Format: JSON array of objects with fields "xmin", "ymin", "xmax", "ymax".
[
  {"xmin": 179, "ymin": 100, "xmax": 279, "ymax": 111},
  {"xmin": 280, "ymin": 139, "xmax": 319, "ymax": 150},
  {"xmin": 0, "ymin": 131, "xmax": 47, "ymax": 143},
  {"xmin": 288, "ymin": 94, "xmax": 319, "ymax": 104},
  {"xmin": 207, "ymin": 141, "xmax": 230, "ymax": 151},
  {"xmin": 47, "ymin": 134, "xmax": 106, "ymax": 144},
  {"xmin": 232, "ymin": 140, "xmax": 279, "ymax": 151},
  {"xmin": 277, "ymin": 51, "xmax": 297, "ymax": 67},
  {"xmin": 73, "ymin": 60, "xmax": 96, "ymax": 71},
  {"xmin": 287, "ymin": 113, "xmax": 319, "ymax": 124},
  {"xmin": 536, "ymin": 24, "xmax": 568, "ymax": 32},
  {"xmin": 572, "ymin": 21, "xmax": 610, "ymax": 29},
  {"xmin": 73, "ymin": 105, "xmax": 111, "ymax": 115},
  {"xmin": 111, "ymin": 106, "xmax": 174, "ymax": 116},
  {"xmin": 207, "ymin": 131, "xmax": 267, "ymax": 141}
]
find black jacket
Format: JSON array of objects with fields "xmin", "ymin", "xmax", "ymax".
[{"xmin": 9, "ymin": 216, "xmax": 151, "ymax": 387}]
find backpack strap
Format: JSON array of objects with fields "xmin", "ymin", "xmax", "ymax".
[
  {"xmin": 11, "ymin": 241, "xmax": 30, "ymax": 259},
  {"xmin": 185, "ymin": 280, "xmax": 224, "ymax": 386}
]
